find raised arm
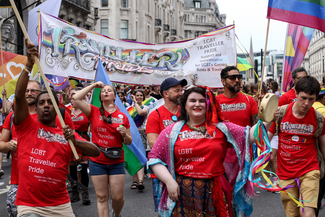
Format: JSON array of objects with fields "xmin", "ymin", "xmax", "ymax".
[
  {"xmin": 73, "ymin": 81, "xmax": 104, "ymax": 117},
  {"xmin": 14, "ymin": 39, "xmax": 37, "ymax": 125},
  {"xmin": 131, "ymin": 95, "xmax": 149, "ymax": 116}
]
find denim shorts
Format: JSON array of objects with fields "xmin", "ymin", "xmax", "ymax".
[{"xmin": 89, "ymin": 159, "xmax": 125, "ymax": 176}]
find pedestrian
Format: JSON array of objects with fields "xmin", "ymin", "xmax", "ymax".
[{"xmin": 73, "ymin": 81, "xmax": 132, "ymax": 217}]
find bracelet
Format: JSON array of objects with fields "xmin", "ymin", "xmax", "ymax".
[
  {"xmin": 25, "ymin": 65, "xmax": 33, "ymax": 71},
  {"xmin": 24, "ymin": 67, "xmax": 31, "ymax": 73}
]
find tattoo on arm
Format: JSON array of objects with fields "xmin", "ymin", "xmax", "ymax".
[{"xmin": 251, "ymin": 114, "xmax": 258, "ymax": 126}]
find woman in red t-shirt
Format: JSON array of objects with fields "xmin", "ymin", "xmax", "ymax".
[
  {"xmin": 73, "ymin": 81, "xmax": 132, "ymax": 217},
  {"xmin": 148, "ymin": 86, "xmax": 276, "ymax": 217},
  {"xmin": 69, "ymin": 90, "xmax": 91, "ymax": 205}
]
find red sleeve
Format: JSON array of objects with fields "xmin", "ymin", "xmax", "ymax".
[
  {"xmin": 14, "ymin": 114, "xmax": 36, "ymax": 137},
  {"xmin": 74, "ymin": 132, "xmax": 87, "ymax": 155},
  {"xmin": 88, "ymin": 104, "xmax": 98, "ymax": 121},
  {"xmin": 146, "ymin": 110, "xmax": 160, "ymax": 135},
  {"xmin": 3, "ymin": 112, "xmax": 13, "ymax": 130},
  {"xmin": 278, "ymin": 95, "xmax": 288, "ymax": 107},
  {"xmin": 249, "ymin": 96, "xmax": 258, "ymax": 116},
  {"xmin": 64, "ymin": 111, "xmax": 75, "ymax": 130},
  {"xmin": 123, "ymin": 114, "xmax": 130, "ymax": 129},
  {"xmin": 269, "ymin": 122, "xmax": 276, "ymax": 134}
]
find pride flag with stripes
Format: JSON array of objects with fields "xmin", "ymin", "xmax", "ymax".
[
  {"xmin": 267, "ymin": 0, "xmax": 325, "ymax": 32},
  {"xmin": 282, "ymin": 24, "xmax": 313, "ymax": 91}
]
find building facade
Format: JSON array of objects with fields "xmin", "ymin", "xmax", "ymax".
[{"xmin": 183, "ymin": 0, "xmax": 226, "ymax": 39}]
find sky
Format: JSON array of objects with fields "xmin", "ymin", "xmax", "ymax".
[{"xmin": 217, "ymin": 0, "xmax": 287, "ymax": 53}]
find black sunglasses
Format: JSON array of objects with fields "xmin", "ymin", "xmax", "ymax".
[
  {"xmin": 107, "ymin": 114, "xmax": 112, "ymax": 124},
  {"xmin": 225, "ymin": 74, "xmax": 242, "ymax": 80}
]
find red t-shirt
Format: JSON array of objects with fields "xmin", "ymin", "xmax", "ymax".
[
  {"xmin": 30, "ymin": 110, "xmax": 75, "ymax": 130},
  {"xmin": 174, "ymin": 123, "xmax": 228, "ymax": 178},
  {"xmin": 217, "ymin": 92, "xmax": 258, "ymax": 127},
  {"xmin": 279, "ymin": 88, "xmax": 297, "ymax": 106},
  {"xmin": 269, "ymin": 103, "xmax": 324, "ymax": 179},
  {"xmin": 88, "ymin": 104, "xmax": 130, "ymax": 165},
  {"xmin": 14, "ymin": 114, "xmax": 76, "ymax": 207},
  {"xmin": 146, "ymin": 106, "xmax": 180, "ymax": 135},
  {"xmin": 71, "ymin": 112, "xmax": 89, "ymax": 132},
  {"xmin": 3, "ymin": 112, "xmax": 18, "ymax": 185}
]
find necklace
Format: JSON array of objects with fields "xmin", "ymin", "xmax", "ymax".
[{"xmin": 186, "ymin": 122, "xmax": 207, "ymax": 134}]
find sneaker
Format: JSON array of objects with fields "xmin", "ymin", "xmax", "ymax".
[
  {"xmin": 0, "ymin": 170, "xmax": 4, "ymax": 178},
  {"xmin": 82, "ymin": 191, "xmax": 91, "ymax": 205},
  {"xmin": 70, "ymin": 189, "xmax": 80, "ymax": 203}
]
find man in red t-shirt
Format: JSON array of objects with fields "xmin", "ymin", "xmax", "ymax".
[
  {"xmin": 268, "ymin": 76, "xmax": 325, "ymax": 217},
  {"xmin": 217, "ymin": 66, "xmax": 258, "ymax": 127},
  {"xmin": 146, "ymin": 77, "xmax": 187, "ymax": 212},
  {"xmin": 11, "ymin": 39, "xmax": 100, "ymax": 217}
]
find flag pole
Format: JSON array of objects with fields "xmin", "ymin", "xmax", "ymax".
[
  {"xmin": 9, "ymin": 0, "xmax": 79, "ymax": 160},
  {"xmin": 0, "ymin": 20, "xmax": 7, "ymax": 113},
  {"xmin": 259, "ymin": 19, "xmax": 270, "ymax": 95}
]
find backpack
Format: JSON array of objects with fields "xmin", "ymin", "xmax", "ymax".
[{"xmin": 276, "ymin": 104, "xmax": 325, "ymax": 179}]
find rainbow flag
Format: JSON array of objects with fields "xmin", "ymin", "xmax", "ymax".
[
  {"xmin": 92, "ymin": 60, "xmax": 147, "ymax": 176},
  {"xmin": 267, "ymin": 0, "xmax": 325, "ymax": 32},
  {"xmin": 237, "ymin": 57, "xmax": 252, "ymax": 72},
  {"xmin": 281, "ymin": 24, "xmax": 313, "ymax": 91}
]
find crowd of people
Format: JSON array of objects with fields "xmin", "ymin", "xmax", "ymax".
[{"xmin": 0, "ymin": 40, "xmax": 325, "ymax": 217}]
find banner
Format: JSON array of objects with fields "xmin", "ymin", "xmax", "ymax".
[
  {"xmin": 39, "ymin": 13, "xmax": 236, "ymax": 87},
  {"xmin": 0, "ymin": 50, "xmax": 27, "ymax": 97}
]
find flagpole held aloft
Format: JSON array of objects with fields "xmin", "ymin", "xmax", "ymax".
[
  {"xmin": 8, "ymin": 0, "xmax": 79, "ymax": 160},
  {"xmin": 260, "ymin": 19, "xmax": 270, "ymax": 95}
]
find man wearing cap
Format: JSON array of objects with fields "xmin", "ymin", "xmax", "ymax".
[{"xmin": 145, "ymin": 77, "xmax": 187, "ymax": 213}]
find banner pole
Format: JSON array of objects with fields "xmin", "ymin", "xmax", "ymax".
[
  {"xmin": 9, "ymin": 0, "xmax": 79, "ymax": 160},
  {"xmin": 0, "ymin": 20, "xmax": 7, "ymax": 113},
  {"xmin": 260, "ymin": 19, "xmax": 270, "ymax": 95}
]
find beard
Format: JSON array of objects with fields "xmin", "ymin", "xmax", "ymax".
[
  {"xmin": 26, "ymin": 98, "xmax": 36, "ymax": 105},
  {"xmin": 226, "ymin": 82, "xmax": 240, "ymax": 93},
  {"xmin": 169, "ymin": 95, "xmax": 180, "ymax": 105}
]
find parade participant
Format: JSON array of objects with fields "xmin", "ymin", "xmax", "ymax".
[
  {"xmin": 143, "ymin": 85, "xmax": 151, "ymax": 99},
  {"xmin": 116, "ymin": 84, "xmax": 125, "ymax": 93},
  {"xmin": 150, "ymin": 85, "xmax": 162, "ymax": 100},
  {"xmin": 148, "ymin": 86, "xmax": 277, "ymax": 217},
  {"xmin": 217, "ymin": 66, "xmax": 258, "ymax": 127},
  {"xmin": 278, "ymin": 67, "xmax": 307, "ymax": 106},
  {"xmin": 313, "ymin": 87, "xmax": 325, "ymax": 217},
  {"xmin": 69, "ymin": 90, "xmax": 91, "ymax": 205},
  {"xmin": 13, "ymin": 38, "xmax": 100, "ymax": 217},
  {"xmin": 270, "ymin": 81, "xmax": 280, "ymax": 98},
  {"xmin": 146, "ymin": 77, "xmax": 187, "ymax": 212},
  {"xmin": 118, "ymin": 91, "xmax": 130, "ymax": 108},
  {"xmin": 129, "ymin": 90, "xmax": 149, "ymax": 191},
  {"xmin": 268, "ymin": 76, "xmax": 325, "ymax": 217},
  {"xmin": 73, "ymin": 81, "xmax": 132, "ymax": 217}
]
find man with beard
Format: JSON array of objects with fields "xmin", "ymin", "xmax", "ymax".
[
  {"xmin": 217, "ymin": 66, "xmax": 258, "ymax": 127},
  {"xmin": 146, "ymin": 77, "xmax": 187, "ymax": 213}
]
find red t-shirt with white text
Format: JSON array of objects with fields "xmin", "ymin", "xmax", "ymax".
[
  {"xmin": 88, "ymin": 104, "xmax": 130, "ymax": 165},
  {"xmin": 279, "ymin": 88, "xmax": 297, "ymax": 106},
  {"xmin": 146, "ymin": 106, "xmax": 180, "ymax": 135},
  {"xmin": 217, "ymin": 92, "xmax": 258, "ymax": 127},
  {"xmin": 174, "ymin": 123, "xmax": 228, "ymax": 178},
  {"xmin": 71, "ymin": 112, "xmax": 89, "ymax": 132},
  {"xmin": 269, "ymin": 103, "xmax": 324, "ymax": 179},
  {"xmin": 14, "ymin": 114, "xmax": 75, "ymax": 207},
  {"xmin": 3, "ymin": 112, "xmax": 18, "ymax": 184}
]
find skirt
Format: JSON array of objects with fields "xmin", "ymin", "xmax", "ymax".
[{"xmin": 171, "ymin": 175, "xmax": 230, "ymax": 217}]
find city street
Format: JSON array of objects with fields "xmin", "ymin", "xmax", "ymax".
[{"xmin": 1, "ymin": 158, "xmax": 325, "ymax": 217}]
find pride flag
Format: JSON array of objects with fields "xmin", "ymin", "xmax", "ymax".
[
  {"xmin": 237, "ymin": 57, "xmax": 252, "ymax": 72},
  {"xmin": 281, "ymin": 24, "xmax": 313, "ymax": 91},
  {"xmin": 267, "ymin": 0, "xmax": 325, "ymax": 32},
  {"xmin": 92, "ymin": 60, "xmax": 147, "ymax": 176}
]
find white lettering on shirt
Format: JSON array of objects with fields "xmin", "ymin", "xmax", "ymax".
[
  {"xmin": 178, "ymin": 148, "xmax": 193, "ymax": 155},
  {"xmin": 28, "ymin": 166, "xmax": 44, "ymax": 174},
  {"xmin": 280, "ymin": 122, "xmax": 314, "ymax": 135},
  {"xmin": 220, "ymin": 103, "xmax": 247, "ymax": 112},
  {"xmin": 31, "ymin": 148, "xmax": 46, "ymax": 156}
]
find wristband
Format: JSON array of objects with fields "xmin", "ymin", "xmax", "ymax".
[
  {"xmin": 24, "ymin": 67, "xmax": 31, "ymax": 74},
  {"xmin": 25, "ymin": 65, "xmax": 33, "ymax": 71}
]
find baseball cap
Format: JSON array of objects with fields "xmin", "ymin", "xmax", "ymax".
[{"xmin": 160, "ymin": 78, "xmax": 188, "ymax": 96}]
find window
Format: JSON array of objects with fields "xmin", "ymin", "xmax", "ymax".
[
  {"xmin": 101, "ymin": 19, "xmax": 108, "ymax": 36},
  {"xmin": 102, "ymin": 0, "xmax": 108, "ymax": 7},
  {"xmin": 121, "ymin": 20, "xmax": 128, "ymax": 39},
  {"xmin": 194, "ymin": 1, "xmax": 201, "ymax": 8},
  {"xmin": 184, "ymin": 14, "xmax": 187, "ymax": 21},
  {"xmin": 185, "ymin": 30, "xmax": 190, "ymax": 39},
  {"xmin": 195, "ymin": 31, "xmax": 200, "ymax": 38},
  {"xmin": 121, "ymin": 0, "xmax": 128, "ymax": 7}
]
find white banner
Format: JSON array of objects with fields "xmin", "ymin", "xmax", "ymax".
[{"xmin": 39, "ymin": 13, "xmax": 236, "ymax": 87}]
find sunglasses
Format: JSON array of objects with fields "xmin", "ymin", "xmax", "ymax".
[
  {"xmin": 143, "ymin": 87, "xmax": 150, "ymax": 90},
  {"xmin": 225, "ymin": 74, "xmax": 242, "ymax": 80},
  {"xmin": 107, "ymin": 114, "xmax": 112, "ymax": 124}
]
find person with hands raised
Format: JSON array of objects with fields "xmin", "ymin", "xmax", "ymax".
[
  {"xmin": 12, "ymin": 38, "xmax": 100, "ymax": 217},
  {"xmin": 73, "ymin": 81, "xmax": 132, "ymax": 217}
]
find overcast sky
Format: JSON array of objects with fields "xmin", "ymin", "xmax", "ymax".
[{"xmin": 217, "ymin": 0, "xmax": 287, "ymax": 53}]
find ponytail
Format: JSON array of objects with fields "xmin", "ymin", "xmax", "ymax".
[{"xmin": 100, "ymin": 102, "xmax": 109, "ymax": 123}]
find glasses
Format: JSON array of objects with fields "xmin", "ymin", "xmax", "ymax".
[
  {"xmin": 26, "ymin": 89, "xmax": 41, "ymax": 94},
  {"xmin": 143, "ymin": 87, "xmax": 150, "ymax": 90},
  {"xmin": 225, "ymin": 74, "xmax": 242, "ymax": 80},
  {"xmin": 107, "ymin": 114, "xmax": 112, "ymax": 124}
]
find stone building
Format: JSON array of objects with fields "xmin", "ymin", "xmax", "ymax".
[{"xmin": 183, "ymin": 0, "xmax": 226, "ymax": 39}]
